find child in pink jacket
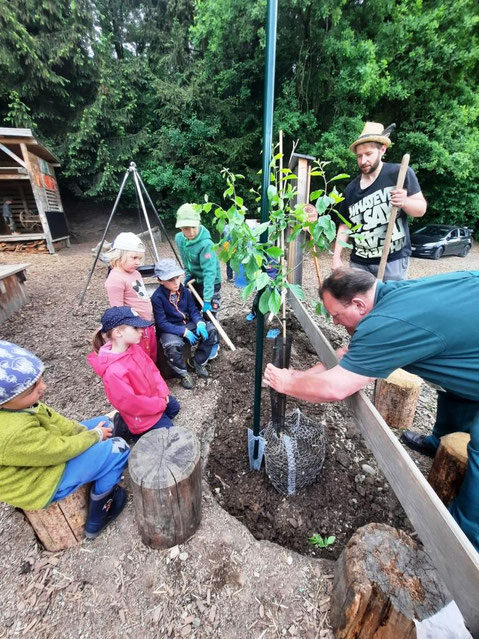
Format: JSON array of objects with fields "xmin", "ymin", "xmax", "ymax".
[{"xmin": 88, "ymin": 306, "xmax": 180, "ymax": 441}]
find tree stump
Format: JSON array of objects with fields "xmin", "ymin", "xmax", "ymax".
[
  {"xmin": 23, "ymin": 483, "xmax": 91, "ymax": 551},
  {"xmin": 374, "ymin": 369, "xmax": 422, "ymax": 429},
  {"xmin": 129, "ymin": 426, "xmax": 202, "ymax": 549},
  {"xmin": 428, "ymin": 432, "xmax": 470, "ymax": 506},
  {"xmin": 331, "ymin": 523, "xmax": 450, "ymax": 639}
]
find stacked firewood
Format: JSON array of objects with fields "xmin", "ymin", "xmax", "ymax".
[{"xmin": 0, "ymin": 240, "xmax": 49, "ymax": 253}]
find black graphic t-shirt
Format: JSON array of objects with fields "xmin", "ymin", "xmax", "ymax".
[{"xmin": 338, "ymin": 163, "xmax": 421, "ymax": 264}]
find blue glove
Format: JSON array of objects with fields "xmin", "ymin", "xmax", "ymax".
[
  {"xmin": 202, "ymin": 301, "xmax": 213, "ymax": 313},
  {"xmin": 196, "ymin": 321, "xmax": 208, "ymax": 340},
  {"xmin": 184, "ymin": 330, "xmax": 198, "ymax": 345}
]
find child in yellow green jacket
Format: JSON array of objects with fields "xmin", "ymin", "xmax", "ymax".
[{"xmin": 0, "ymin": 341, "xmax": 130, "ymax": 539}]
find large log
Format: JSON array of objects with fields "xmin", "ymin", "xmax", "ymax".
[
  {"xmin": 374, "ymin": 369, "xmax": 422, "ymax": 429},
  {"xmin": 331, "ymin": 523, "xmax": 450, "ymax": 639},
  {"xmin": 428, "ymin": 432, "xmax": 470, "ymax": 506},
  {"xmin": 23, "ymin": 483, "xmax": 90, "ymax": 551},
  {"xmin": 129, "ymin": 427, "xmax": 202, "ymax": 549}
]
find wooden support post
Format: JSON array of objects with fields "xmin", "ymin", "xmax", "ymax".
[
  {"xmin": 428, "ymin": 432, "xmax": 470, "ymax": 506},
  {"xmin": 129, "ymin": 427, "xmax": 202, "ymax": 549},
  {"xmin": 374, "ymin": 368, "xmax": 422, "ymax": 429},
  {"xmin": 287, "ymin": 153, "xmax": 315, "ymax": 286},
  {"xmin": 331, "ymin": 523, "xmax": 450, "ymax": 639},
  {"xmin": 20, "ymin": 142, "xmax": 54, "ymax": 254},
  {"xmin": 23, "ymin": 483, "xmax": 91, "ymax": 551}
]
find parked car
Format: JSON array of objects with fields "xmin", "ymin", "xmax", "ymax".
[{"xmin": 410, "ymin": 224, "xmax": 473, "ymax": 260}]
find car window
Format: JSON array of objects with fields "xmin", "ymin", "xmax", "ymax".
[
  {"xmin": 415, "ymin": 226, "xmax": 450, "ymax": 237},
  {"xmin": 459, "ymin": 229, "xmax": 466, "ymax": 237},
  {"xmin": 451, "ymin": 230, "xmax": 459, "ymax": 238}
]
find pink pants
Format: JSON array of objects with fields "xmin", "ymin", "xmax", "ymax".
[{"xmin": 139, "ymin": 324, "xmax": 157, "ymax": 363}]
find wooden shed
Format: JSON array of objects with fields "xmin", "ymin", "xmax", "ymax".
[{"xmin": 0, "ymin": 127, "xmax": 70, "ymax": 254}]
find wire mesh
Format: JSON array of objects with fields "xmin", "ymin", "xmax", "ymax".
[{"xmin": 264, "ymin": 408, "xmax": 326, "ymax": 495}]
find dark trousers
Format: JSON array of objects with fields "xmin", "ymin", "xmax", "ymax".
[
  {"xmin": 160, "ymin": 321, "xmax": 218, "ymax": 375},
  {"xmin": 113, "ymin": 396, "xmax": 180, "ymax": 442},
  {"xmin": 425, "ymin": 391, "xmax": 479, "ymax": 552},
  {"xmin": 189, "ymin": 281, "xmax": 221, "ymax": 317}
]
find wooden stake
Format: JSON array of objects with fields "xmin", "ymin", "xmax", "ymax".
[
  {"xmin": 187, "ymin": 280, "xmax": 236, "ymax": 351},
  {"xmin": 377, "ymin": 154, "xmax": 410, "ymax": 281}
]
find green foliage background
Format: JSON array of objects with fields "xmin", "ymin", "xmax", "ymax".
[{"xmin": 1, "ymin": 0, "xmax": 478, "ymax": 231}]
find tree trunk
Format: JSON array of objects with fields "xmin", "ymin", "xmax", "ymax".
[
  {"xmin": 374, "ymin": 369, "xmax": 422, "ymax": 429},
  {"xmin": 129, "ymin": 426, "xmax": 202, "ymax": 549},
  {"xmin": 331, "ymin": 523, "xmax": 450, "ymax": 639},
  {"xmin": 23, "ymin": 483, "xmax": 91, "ymax": 551},
  {"xmin": 428, "ymin": 432, "xmax": 469, "ymax": 505}
]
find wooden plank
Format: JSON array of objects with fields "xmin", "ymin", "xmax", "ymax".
[
  {"xmin": 0, "ymin": 174, "xmax": 29, "ymax": 180},
  {"xmin": 0, "ymin": 266, "xmax": 29, "ymax": 323},
  {"xmin": 288, "ymin": 290, "xmax": 479, "ymax": 635},
  {"xmin": 0, "ymin": 143, "xmax": 27, "ymax": 168},
  {"xmin": 0, "ymin": 263, "xmax": 30, "ymax": 278}
]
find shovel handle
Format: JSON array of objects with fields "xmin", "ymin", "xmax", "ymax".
[
  {"xmin": 377, "ymin": 154, "xmax": 410, "ymax": 281},
  {"xmin": 187, "ymin": 280, "xmax": 236, "ymax": 351}
]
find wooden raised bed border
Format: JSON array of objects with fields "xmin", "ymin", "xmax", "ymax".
[{"xmin": 288, "ymin": 290, "xmax": 479, "ymax": 636}]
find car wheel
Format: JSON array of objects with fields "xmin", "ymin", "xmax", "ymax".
[
  {"xmin": 459, "ymin": 244, "xmax": 471, "ymax": 257},
  {"xmin": 433, "ymin": 246, "xmax": 444, "ymax": 260}
]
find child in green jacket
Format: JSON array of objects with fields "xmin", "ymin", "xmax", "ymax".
[
  {"xmin": 0, "ymin": 341, "xmax": 130, "ymax": 539},
  {"xmin": 175, "ymin": 203, "xmax": 222, "ymax": 318}
]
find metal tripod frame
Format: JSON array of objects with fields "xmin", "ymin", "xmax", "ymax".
[{"xmin": 79, "ymin": 162, "xmax": 182, "ymax": 305}]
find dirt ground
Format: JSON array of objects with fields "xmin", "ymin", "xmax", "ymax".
[{"xmin": 0, "ymin": 207, "xmax": 478, "ymax": 638}]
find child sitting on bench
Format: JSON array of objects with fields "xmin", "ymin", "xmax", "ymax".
[
  {"xmin": 151, "ymin": 259, "xmax": 218, "ymax": 390},
  {"xmin": 88, "ymin": 306, "xmax": 180, "ymax": 438},
  {"xmin": 0, "ymin": 340, "xmax": 129, "ymax": 539}
]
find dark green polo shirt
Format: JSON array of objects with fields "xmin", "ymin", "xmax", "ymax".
[{"xmin": 339, "ymin": 271, "xmax": 479, "ymax": 400}]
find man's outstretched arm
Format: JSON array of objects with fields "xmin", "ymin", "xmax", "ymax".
[{"xmin": 263, "ymin": 363, "xmax": 373, "ymax": 403}]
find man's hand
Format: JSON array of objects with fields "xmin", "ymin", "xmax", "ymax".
[
  {"xmin": 332, "ymin": 256, "xmax": 344, "ymax": 270},
  {"xmin": 263, "ymin": 363, "xmax": 294, "ymax": 394},
  {"xmin": 391, "ymin": 188, "xmax": 407, "ymax": 209},
  {"xmin": 335, "ymin": 346, "xmax": 349, "ymax": 360}
]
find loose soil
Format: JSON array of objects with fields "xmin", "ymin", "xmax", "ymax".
[
  {"xmin": 207, "ymin": 315, "xmax": 411, "ymax": 560},
  {"xmin": 0, "ymin": 201, "xmax": 478, "ymax": 637}
]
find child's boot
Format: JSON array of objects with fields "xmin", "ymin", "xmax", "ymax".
[
  {"xmin": 188, "ymin": 357, "xmax": 209, "ymax": 379},
  {"xmin": 85, "ymin": 485, "xmax": 127, "ymax": 539},
  {"xmin": 180, "ymin": 372, "xmax": 195, "ymax": 389}
]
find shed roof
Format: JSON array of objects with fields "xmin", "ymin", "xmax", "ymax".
[{"xmin": 0, "ymin": 127, "xmax": 60, "ymax": 165}]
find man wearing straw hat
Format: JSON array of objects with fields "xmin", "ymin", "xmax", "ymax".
[{"xmin": 332, "ymin": 122, "xmax": 427, "ymax": 280}]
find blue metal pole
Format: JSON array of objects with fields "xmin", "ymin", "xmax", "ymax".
[{"xmin": 251, "ymin": 0, "xmax": 278, "ymax": 463}]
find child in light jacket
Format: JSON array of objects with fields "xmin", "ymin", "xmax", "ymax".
[
  {"xmin": 104, "ymin": 232, "xmax": 157, "ymax": 362},
  {"xmin": 0, "ymin": 341, "xmax": 129, "ymax": 539},
  {"xmin": 88, "ymin": 306, "xmax": 180, "ymax": 441}
]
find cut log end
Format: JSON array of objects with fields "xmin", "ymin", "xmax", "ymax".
[
  {"xmin": 331, "ymin": 523, "xmax": 450, "ymax": 639},
  {"xmin": 374, "ymin": 369, "xmax": 422, "ymax": 430},
  {"xmin": 428, "ymin": 432, "xmax": 470, "ymax": 505}
]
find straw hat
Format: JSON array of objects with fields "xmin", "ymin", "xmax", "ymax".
[{"xmin": 349, "ymin": 122, "xmax": 394, "ymax": 152}]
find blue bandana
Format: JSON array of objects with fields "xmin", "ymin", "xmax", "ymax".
[{"xmin": 0, "ymin": 341, "xmax": 44, "ymax": 405}]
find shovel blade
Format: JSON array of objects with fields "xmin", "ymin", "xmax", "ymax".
[{"xmin": 248, "ymin": 428, "xmax": 265, "ymax": 470}]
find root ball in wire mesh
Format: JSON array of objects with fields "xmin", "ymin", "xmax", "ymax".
[{"xmin": 264, "ymin": 408, "xmax": 326, "ymax": 495}]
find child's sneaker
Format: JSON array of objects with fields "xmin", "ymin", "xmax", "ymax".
[
  {"xmin": 208, "ymin": 343, "xmax": 220, "ymax": 360},
  {"xmin": 188, "ymin": 358, "xmax": 209, "ymax": 379},
  {"xmin": 180, "ymin": 373, "xmax": 195, "ymax": 389}
]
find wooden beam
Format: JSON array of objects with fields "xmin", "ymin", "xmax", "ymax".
[
  {"xmin": 0, "ymin": 143, "xmax": 27, "ymax": 168},
  {"xmin": 288, "ymin": 290, "xmax": 479, "ymax": 635},
  {"xmin": 0, "ymin": 174, "xmax": 29, "ymax": 180},
  {"xmin": 20, "ymin": 143, "xmax": 54, "ymax": 253}
]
